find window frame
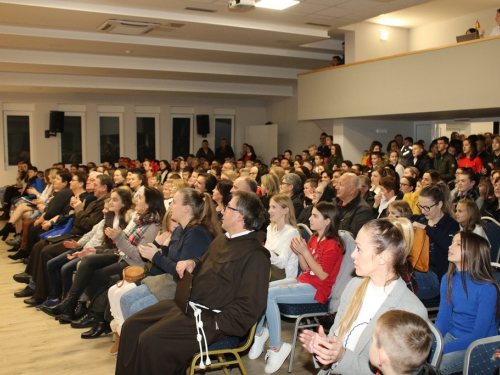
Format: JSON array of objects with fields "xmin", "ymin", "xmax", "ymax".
[
  {"xmin": 98, "ymin": 112, "xmax": 124, "ymax": 165},
  {"xmin": 3, "ymin": 110, "xmax": 33, "ymax": 170}
]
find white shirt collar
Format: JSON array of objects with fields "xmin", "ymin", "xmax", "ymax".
[{"xmin": 225, "ymin": 230, "xmax": 253, "ymax": 239}]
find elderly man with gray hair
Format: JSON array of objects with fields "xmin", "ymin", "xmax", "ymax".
[
  {"xmin": 279, "ymin": 173, "xmax": 304, "ymax": 218},
  {"xmin": 334, "ymin": 172, "xmax": 373, "ymax": 237}
]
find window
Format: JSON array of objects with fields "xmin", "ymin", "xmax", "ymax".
[
  {"xmin": 4, "ymin": 114, "xmax": 30, "ymax": 166},
  {"xmin": 214, "ymin": 116, "xmax": 234, "ymax": 149},
  {"xmin": 137, "ymin": 116, "xmax": 156, "ymax": 161},
  {"xmin": 99, "ymin": 116, "xmax": 120, "ymax": 164},
  {"xmin": 172, "ymin": 116, "xmax": 193, "ymax": 159},
  {"xmin": 61, "ymin": 116, "xmax": 82, "ymax": 164}
]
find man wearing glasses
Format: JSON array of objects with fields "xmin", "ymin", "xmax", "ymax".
[
  {"xmin": 117, "ymin": 191, "xmax": 270, "ymax": 375},
  {"xmin": 280, "ymin": 173, "xmax": 304, "ymax": 218}
]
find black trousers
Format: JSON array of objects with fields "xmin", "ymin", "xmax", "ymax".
[{"xmin": 70, "ymin": 254, "xmax": 125, "ymax": 300}]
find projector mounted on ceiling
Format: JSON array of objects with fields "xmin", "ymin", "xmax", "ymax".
[
  {"xmin": 228, "ymin": 0, "xmax": 255, "ymax": 10},
  {"xmin": 96, "ymin": 19, "xmax": 162, "ymax": 35}
]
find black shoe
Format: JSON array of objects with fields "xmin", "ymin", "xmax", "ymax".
[
  {"xmin": 42, "ymin": 290, "xmax": 78, "ymax": 319},
  {"xmin": 81, "ymin": 320, "xmax": 111, "ymax": 339},
  {"xmin": 70, "ymin": 312, "xmax": 96, "ymax": 329},
  {"xmin": 73, "ymin": 301, "xmax": 88, "ymax": 320},
  {"xmin": 13, "ymin": 272, "xmax": 31, "ymax": 284},
  {"xmin": 0, "ymin": 211, "xmax": 10, "ymax": 221},
  {"xmin": 7, "ymin": 246, "xmax": 19, "ymax": 252},
  {"xmin": 14, "ymin": 285, "xmax": 34, "ymax": 298},
  {"xmin": 8, "ymin": 249, "xmax": 29, "ymax": 261},
  {"xmin": 24, "ymin": 297, "xmax": 44, "ymax": 306},
  {"xmin": 0, "ymin": 222, "xmax": 13, "ymax": 240},
  {"xmin": 22, "ymin": 257, "xmax": 29, "ymax": 264}
]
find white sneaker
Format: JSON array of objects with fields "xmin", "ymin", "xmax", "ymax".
[
  {"xmin": 264, "ymin": 342, "xmax": 292, "ymax": 374},
  {"xmin": 248, "ymin": 327, "xmax": 269, "ymax": 360}
]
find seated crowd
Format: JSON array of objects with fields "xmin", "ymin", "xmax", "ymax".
[{"xmin": 1, "ymin": 131, "xmax": 499, "ymax": 375}]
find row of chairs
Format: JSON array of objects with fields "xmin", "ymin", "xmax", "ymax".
[{"xmin": 190, "ymin": 224, "xmax": 500, "ymax": 374}]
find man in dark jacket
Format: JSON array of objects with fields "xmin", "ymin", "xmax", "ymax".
[
  {"xmin": 433, "ymin": 137, "xmax": 457, "ymax": 183},
  {"xmin": 14, "ymin": 174, "xmax": 113, "ymax": 305},
  {"xmin": 116, "ymin": 191, "xmax": 270, "ymax": 375},
  {"xmin": 214, "ymin": 138, "xmax": 235, "ymax": 164},
  {"xmin": 335, "ymin": 173, "xmax": 373, "ymax": 237},
  {"xmin": 408, "ymin": 142, "xmax": 431, "ymax": 176}
]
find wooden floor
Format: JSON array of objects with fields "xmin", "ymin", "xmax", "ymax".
[{"xmin": 0, "ymin": 228, "xmax": 318, "ymax": 375}]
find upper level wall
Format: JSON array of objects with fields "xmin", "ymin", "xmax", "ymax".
[
  {"xmin": 409, "ymin": 7, "xmax": 498, "ymax": 51},
  {"xmin": 298, "ymin": 36, "xmax": 500, "ymax": 121}
]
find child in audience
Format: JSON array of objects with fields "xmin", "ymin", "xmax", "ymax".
[
  {"xmin": 455, "ymin": 198, "xmax": 489, "ymax": 242},
  {"xmin": 387, "ymin": 200, "xmax": 412, "ymax": 218},
  {"xmin": 435, "ymin": 231, "xmax": 500, "ymax": 373},
  {"xmin": 370, "ymin": 310, "xmax": 445, "ymax": 375}
]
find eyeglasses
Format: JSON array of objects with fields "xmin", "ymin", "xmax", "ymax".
[
  {"xmin": 223, "ymin": 205, "xmax": 239, "ymax": 213},
  {"xmin": 400, "ymin": 183, "xmax": 409, "ymax": 187},
  {"xmin": 417, "ymin": 202, "xmax": 438, "ymax": 212},
  {"xmin": 281, "ymin": 182, "xmax": 291, "ymax": 186}
]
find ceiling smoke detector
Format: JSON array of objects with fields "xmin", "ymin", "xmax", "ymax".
[{"xmin": 96, "ymin": 19, "xmax": 162, "ymax": 35}]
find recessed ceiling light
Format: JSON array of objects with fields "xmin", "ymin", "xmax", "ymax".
[{"xmin": 255, "ymin": 0, "xmax": 299, "ymax": 10}]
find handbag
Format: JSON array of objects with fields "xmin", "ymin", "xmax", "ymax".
[
  {"xmin": 409, "ymin": 227, "xmax": 430, "ymax": 272},
  {"xmin": 117, "ymin": 266, "xmax": 145, "ymax": 287},
  {"xmin": 40, "ymin": 217, "xmax": 74, "ymax": 240}
]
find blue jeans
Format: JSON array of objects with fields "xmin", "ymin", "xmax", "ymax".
[
  {"xmin": 120, "ymin": 284, "xmax": 159, "ymax": 320},
  {"xmin": 439, "ymin": 332, "xmax": 466, "ymax": 374},
  {"xmin": 415, "ymin": 270, "xmax": 440, "ymax": 299},
  {"xmin": 256, "ymin": 278, "xmax": 317, "ymax": 347},
  {"xmin": 46, "ymin": 249, "xmax": 80, "ymax": 298}
]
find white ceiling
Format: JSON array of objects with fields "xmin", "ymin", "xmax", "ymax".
[{"xmin": 0, "ymin": 0, "xmax": 496, "ymax": 99}]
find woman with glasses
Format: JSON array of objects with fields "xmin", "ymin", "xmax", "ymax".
[
  {"xmin": 400, "ymin": 176, "xmax": 420, "ymax": 214},
  {"xmin": 298, "ymin": 218, "xmax": 427, "ymax": 375},
  {"xmin": 411, "ymin": 183, "xmax": 459, "ymax": 300}
]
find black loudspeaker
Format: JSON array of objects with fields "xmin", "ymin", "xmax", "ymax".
[
  {"xmin": 49, "ymin": 111, "xmax": 65, "ymax": 133},
  {"xmin": 196, "ymin": 115, "xmax": 210, "ymax": 137}
]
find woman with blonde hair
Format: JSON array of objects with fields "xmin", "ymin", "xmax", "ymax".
[
  {"xmin": 260, "ymin": 173, "xmax": 280, "ymax": 210},
  {"xmin": 270, "ymin": 166, "xmax": 286, "ymax": 184},
  {"xmin": 249, "ymin": 202, "xmax": 345, "ymax": 373},
  {"xmin": 265, "ymin": 193, "xmax": 300, "ymax": 281},
  {"xmin": 299, "ymin": 218, "xmax": 427, "ymax": 375}
]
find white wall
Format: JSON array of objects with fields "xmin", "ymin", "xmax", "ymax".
[
  {"xmin": 409, "ymin": 7, "xmax": 498, "ymax": 51},
  {"xmin": 341, "ymin": 22, "xmax": 409, "ymax": 62},
  {"xmin": 0, "ymin": 92, "xmax": 267, "ymax": 181},
  {"xmin": 265, "ymin": 92, "xmax": 322, "ymax": 161},
  {"xmin": 332, "ymin": 119, "xmax": 415, "ymax": 163}
]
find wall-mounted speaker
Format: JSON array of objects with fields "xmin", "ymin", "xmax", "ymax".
[
  {"xmin": 49, "ymin": 111, "xmax": 65, "ymax": 133},
  {"xmin": 196, "ymin": 115, "xmax": 210, "ymax": 137}
]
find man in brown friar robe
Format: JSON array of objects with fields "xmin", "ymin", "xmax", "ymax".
[{"xmin": 116, "ymin": 191, "xmax": 270, "ymax": 375}]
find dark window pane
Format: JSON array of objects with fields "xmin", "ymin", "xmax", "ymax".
[
  {"xmin": 172, "ymin": 117, "xmax": 191, "ymax": 159},
  {"xmin": 61, "ymin": 116, "xmax": 82, "ymax": 164},
  {"xmin": 100, "ymin": 116, "xmax": 120, "ymax": 164},
  {"xmin": 6, "ymin": 115, "xmax": 30, "ymax": 165},
  {"xmin": 214, "ymin": 118, "xmax": 233, "ymax": 148},
  {"xmin": 137, "ymin": 117, "xmax": 156, "ymax": 161}
]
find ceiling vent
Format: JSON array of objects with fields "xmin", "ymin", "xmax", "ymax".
[
  {"xmin": 96, "ymin": 19, "xmax": 162, "ymax": 35},
  {"xmin": 185, "ymin": 7, "xmax": 217, "ymax": 13},
  {"xmin": 306, "ymin": 22, "xmax": 332, "ymax": 28}
]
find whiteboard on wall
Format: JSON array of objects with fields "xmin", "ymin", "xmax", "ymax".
[{"xmin": 244, "ymin": 124, "xmax": 278, "ymax": 166}]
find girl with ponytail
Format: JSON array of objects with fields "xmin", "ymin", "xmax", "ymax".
[{"xmin": 299, "ymin": 218, "xmax": 427, "ymax": 375}]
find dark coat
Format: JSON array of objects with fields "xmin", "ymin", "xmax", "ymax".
[{"xmin": 336, "ymin": 193, "xmax": 373, "ymax": 237}]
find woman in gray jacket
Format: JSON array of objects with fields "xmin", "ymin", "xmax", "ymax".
[{"xmin": 300, "ymin": 218, "xmax": 427, "ymax": 375}]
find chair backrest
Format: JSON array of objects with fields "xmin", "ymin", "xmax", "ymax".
[
  {"xmin": 463, "ymin": 335, "xmax": 500, "ymax": 375},
  {"xmin": 426, "ymin": 320, "xmax": 443, "ymax": 368},
  {"xmin": 328, "ymin": 230, "xmax": 356, "ymax": 313},
  {"xmin": 297, "ymin": 223, "xmax": 312, "ymax": 243},
  {"xmin": 491, "ymin": 262, "xmax": 500, "ymax": 287},
  {"xmin": 482, "ymin": 217, "xmax": 500, "ymax": 263}
]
